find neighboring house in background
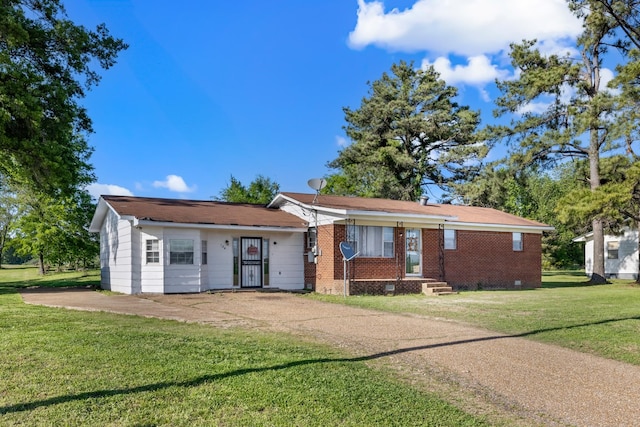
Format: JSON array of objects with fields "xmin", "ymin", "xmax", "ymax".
[
  {"xmin": 90, "ymin": 193, "xmax": 553, "ymax": 295},
  {"xmin": 573, "ymin": 228, "xmax": 639, "ymax": 280}
]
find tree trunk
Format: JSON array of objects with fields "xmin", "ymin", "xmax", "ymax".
[
  {"xmin": 590, "ymin": 217, "xmax": 607, "ymax": 283},
  {"xmin": 38, "ymin": 251, "xmax": 45, "ymax": 275},
  {"xmin": 589, "ymin": 128, "xmax": 607, "ymax": 284}
]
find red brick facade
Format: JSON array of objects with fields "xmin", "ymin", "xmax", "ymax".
[
  {"xmin": 440, "ymin": 230, "xmax": 542, "ymax": 290},
  {"xmin": 305, "ymin": 225, "xmax": 543, "ymax": 295}
]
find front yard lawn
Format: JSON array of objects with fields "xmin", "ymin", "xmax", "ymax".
[
  {"xmin": 0, "ymin": 267, "xmax": 488, "ymax": 426},
  {"xmin": 310, "ymin": 271, "xmax": 640, "ymax": 365}
]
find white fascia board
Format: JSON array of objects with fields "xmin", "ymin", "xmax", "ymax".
[
  {"xmin": 344, "ymin": 210, "xmax": 455, "ymax": 222},
  {"xmin": 445, "ymin": 221, "xmax": 555, "ymax": 234},
  {"xmin": 135, "ymin": 220, "xmax": 307, "ymax": 233},
  {"xmin": 272, "ymin": 194, "xmax": 350, "ymax": 218},
  {"xmin": 267, "ymin": 193, "xmax": 295, "ymax": 208},
  {"xmin": 88, "ymin": 199, "xmax": 108, "ymax": 232},
  {"xmin": 572, "ymin": 232, "xmax": 592, "ymax": 243},
  {"xmin": 88, "ymin": 198, "xmax": 122, "ymax": 232}
]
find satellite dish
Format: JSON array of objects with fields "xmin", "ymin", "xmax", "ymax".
[
  {"xmin": 307, "ymin": 178, "xmax": 327, "ymax": 191},
  {"xmin": 339, "ymin": 242, "xmax": 358, "ymax": 261},
  {"xmin": 308, "ymin": 178, "xmax": 327, "ymax": 203}
]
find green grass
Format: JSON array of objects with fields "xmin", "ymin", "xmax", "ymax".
[
  {"xmin": 309, "ymin": 271, "xmax": 640, "ymax": 365},
  {"xmin": 0, "ymin": 266, "xmax": 488, "ymax": 426}
]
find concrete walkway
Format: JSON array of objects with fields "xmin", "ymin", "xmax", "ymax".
[{"xmin": 20, "ymin": 288, "xmax": 640, "ymax": 427}]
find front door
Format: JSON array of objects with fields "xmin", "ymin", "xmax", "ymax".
[
  {"xmin": 405, "ymin": 228, "xmax": 422, "ymax": 276},
  {"xmin": 240, "ymin": 237, "xmax": 263, "ymax": 288}
]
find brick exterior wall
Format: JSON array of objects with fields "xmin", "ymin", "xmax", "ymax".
[
  {"xmin": 442, "ymin": 230, "xmax": 542, "ymax": 290},
  {"xmin": 304, "ymin": 224, "xmax": 543, "ymax": 294},
  {"xmin": 303, "ymin": 230, "xmax": 316, "ymax": 290}
]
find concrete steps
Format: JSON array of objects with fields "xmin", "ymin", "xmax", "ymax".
[{"xmin": 422, "ymin": 281, "xmax": 457, "ymax": 296}]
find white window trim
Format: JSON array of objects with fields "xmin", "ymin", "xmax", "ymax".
[
  {"xmin": 607, "ymin": 241, "xmax": 619, "ymax": 259},
  {"xmin": 444, "ymin": 229, "xmax": 456, "ymax": 250},
  {"xmin": 201, "ymin": 240, "xmax": 208, "ymax": 265},
  {"xmin": 513, "ymin": 232, "xmax": 523, "ymax": 251},
  {"xmin": 146, "ymin": 239, "xmax": 160, "ymax": 264},
  {"xmin": 353, "ymin": 226, "xmax": 394, "ymax": 258}
]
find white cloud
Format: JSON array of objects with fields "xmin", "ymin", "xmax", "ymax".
[
  {"xmin": 86, "ymin": 183, "xmax": 134, "ymax": 199},
  {"xmin": 152, "ymin": 174, "xmax": 196, "ymax": 193},
  {"xmin": 422, "ymin": 55, "xmax": 510, "ymax": 99},
  {"xmin": 518, "ymin": 101, "xmax": 550, "ymax": 115},
  {"xmin": 349, "ymin": 0, "xmax": 582, "ymax": 56},
  {"xmin": 600, "ymin": 67, "xmax": 620, "ymax": 95},
  {"xmin": 424, "ymin": 55, "xmax": 508, "ymax": 86},
  {"xmin": 336, "ymin": 135, "xmax": 349, "ymax": 147}
]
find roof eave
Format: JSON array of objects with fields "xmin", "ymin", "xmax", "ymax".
[
  {"xmin": 88, "ymin": 197, "xmax": 110, "ymax": 232},
  {"xmin": 445, "ymin": 221, "xmax": 555, "ymax": 233},
  {"xmin": 135, "ymin": 219, "xmax": 307, "ymax": 233},
  {"xmin": 273, "ymin": 193, "xmax": 457, "ymax": 222}
]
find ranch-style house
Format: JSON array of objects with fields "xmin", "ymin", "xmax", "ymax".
[{"xmin": 89, "ymin": 193, "xmax": 553, "ymax": 295}]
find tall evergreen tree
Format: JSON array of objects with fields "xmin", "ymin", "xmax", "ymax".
[
  {"xmin": 326, "ymin": 61, "xmax": 484, "ymax": 201},
  {"xmin": 570, "ymin": 0, "xmax": 640, "ymax": 49},
  {"xmin": 491, "ymin": 2, "xmax": 627, "ymax": 283}
]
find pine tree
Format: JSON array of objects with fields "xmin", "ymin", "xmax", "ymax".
[{"xmin": 326, "ymin": 61, "xmax": 484, "ymax": 201}]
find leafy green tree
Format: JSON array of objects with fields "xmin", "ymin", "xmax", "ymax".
[
  {"xmin": 0, "ymin": 0, "xmax": 127, "ymax": 196},
  {"xmin": 491, "ymin": 2, "xmax": 629, "ymax": 283},
  {"xmin": 0, "ymin": 177, "xmax": 18, "ymax": 268},
  {"xmin": 216, "ymin": 175, "xmax": 280, "ymax": 204},
  {"xmin": 11, "ymin": 189, "xmax": 98, "ymax": 274},
  {"xmin": 454, "ymin": 163, "xmax": 585, "ymax": 268},
  {"xmin": 327, "ymin": 60, "xmax": 484, "ymax": 201}
]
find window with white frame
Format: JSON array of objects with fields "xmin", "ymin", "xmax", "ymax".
[
  {"xmin": 170, "ymin": 239, "xmax": 194, "ymax": 264},
  {"xmin": 352, "ymin": 226, "xmax": 394, "ymax": 257},
  {"xmin": 513, "ymin": 232, "xmax": 523, "ymax": 251},
  {"xmin": 146, "ymin": 239, "xmax": 160, "ymax": 263},
  {"xmin": 201, "ymin": 240, "xmax": 208, "ymax": 265},
  {"xmin": 607, "ymin": 241, "xmax": 619, "ymax": 259},
  {"xmin": 444, "ymin": 229, "xmax": 456, "ymax": 250}
]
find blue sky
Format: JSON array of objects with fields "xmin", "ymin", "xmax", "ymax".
[{"xmin": 69, "ymin": 0, "xmax": 583, "ymax": 201}]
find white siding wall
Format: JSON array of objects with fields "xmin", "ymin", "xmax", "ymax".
[
  {"xmin": 99, "ymin": 210, "xmax": 134, "ymax": 294},
  {"xmin": 100, "ymin": 215, "xmax": 306, "ymax": 293},
  {"xmin": 583, "ymin": 229, "xmax": 639, "ymax": 279},
  {"xmin": 605, "ymin": 229, "xmax": 639, "ymax": 279},
  {"xmin": 267, "ymin": 232, "xmax": 304, "ymax": 290},
  {"xmin": 203, "ymin": 231, "xmax": 234, "ymax": 290},
  {"xmin": 203, "ymin": 230, "xmax": 305, "ymax": 290},
  {"xmin": 140, "ymin": 227, "xmax": 165, "ymax": 293},
  {"xmin": 163, "ymin": 228, "xmax": 202, "ymax": 293}
]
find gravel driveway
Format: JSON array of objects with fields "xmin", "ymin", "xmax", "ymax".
[{"xmin": 21, "ymin": 288, "xmax": 640, "ymax": 426}]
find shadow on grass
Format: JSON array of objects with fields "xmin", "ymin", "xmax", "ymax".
[
  {"xmin": 0, "ymin": 269, "xmax": 100, "ymax": 295},
  {"xmin": 2, "ymin": 314, "xmax": 639, "ymax": 415},
  {"xmin": 542, "ymin": 270, "xmax": 600, "ymax": 288}
]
